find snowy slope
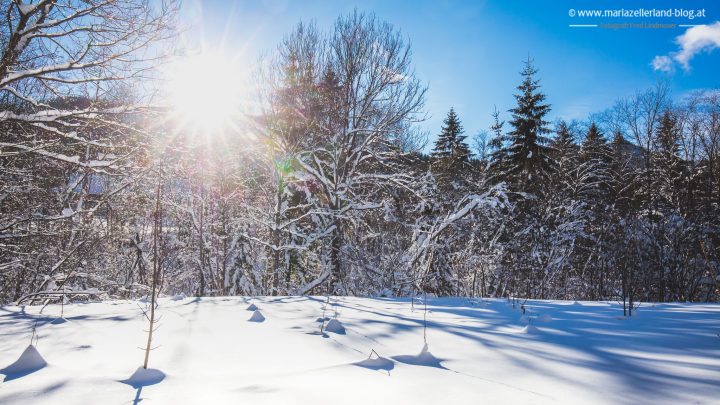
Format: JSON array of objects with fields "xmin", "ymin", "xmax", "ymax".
[{"xmin": 0, "ymin": 297, "xmax": 718, "ymax": 404}]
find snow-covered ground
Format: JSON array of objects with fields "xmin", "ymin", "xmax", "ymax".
[{"xmin": 1, "ymin": 297, "xmax": 718, "ymax": 404}]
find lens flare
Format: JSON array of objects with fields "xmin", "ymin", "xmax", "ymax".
[{"xmin": 165, "ymin": 52, "xmax": 245, "ymax": 137}]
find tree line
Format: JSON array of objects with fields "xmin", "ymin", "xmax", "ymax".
[{"xmin": 1, "ymin": 8, "xmax": 718, "ymax": 307}]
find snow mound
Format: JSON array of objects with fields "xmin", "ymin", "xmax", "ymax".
[
  {"xmin": 120, "ymin": 367, "xmax": 166, "ymax": 388},
  {"xmin": 537, "ymin": 314, "xmax": 553, "ymax": 322},
  {"xmin": 246, "ymin": 303, "xmax": 258, "ymax": 311},
  {"xmin": 324, "ymin": 318, "xmax": 345, "ymax": 334},
  {"xmin": 171, "ymin": 293, "xmax": 187, "ymax": 301},
  {"xmin": 521, "ymin": 324, "xmax": 540, "ymax": 334},
  {"xmin": 1, "ymin": 345, "xmax": 47, "ymax": 380},
  {"xmin": 354, "ymin": 351, "xmax": 394, "ymax": 372},
  {"xmin": 392, "ymin": 343, "xmax": 445, "ymax": 368},
  {"xmin": 50, "ymin": 317, "xmax": 69, "ymax": 325},
  {"xmin": 518, "ymin": 315, "xmax": 529, "ymax": 325},
  {"xmin": 248, "ymin": 310, "xmax": 265, "ymax": 322},
  {"xmin": 572, "ymin": 300, "xmax": 582, "ymax": 306}
]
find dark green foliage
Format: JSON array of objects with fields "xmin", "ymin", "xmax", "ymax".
[
  {"xmin": 431, "ymin": 107, "xmax": 472, "ymax": 176},
  {"xmin": 489, "ymin": 59, "xmax": 555, "ymax": 194},
  {"xmin": 653, "ymin": 110, "xmax": 686, "ymax": 211},
  {"xmin": 578, "ymin": 122, "xmax": 612, "ymax": 200}
]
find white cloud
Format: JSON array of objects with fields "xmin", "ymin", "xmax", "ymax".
[
  {"xmin": 651, "ymin": 55, "xmax": 674, "ymax": 72},
  {"xmin": 652, "ymin": 21, "xmax": 720, "ymax": 72}
]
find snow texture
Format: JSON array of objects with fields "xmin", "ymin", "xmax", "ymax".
[{"xmin": 0, "ymin": 297, "xmax": 719, "ymax": 404}]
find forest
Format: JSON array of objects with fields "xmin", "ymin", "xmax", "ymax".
[{"xmin": 1, "ymin": 2, "xmax": 719, "ymax": 310}]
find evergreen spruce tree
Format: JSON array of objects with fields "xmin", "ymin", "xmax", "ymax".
[
  {"xmin": 432, "ymin": 108, "xmax": 471, "ymax": 163},
  {"xmin": 578, "ymin": 122, "xmax": 612, "ymax": 200},
  {"xmin": 486, "ymin": 60, "xmax": 556, "ymax": 299},
  {"xmin": 487, "ymin": 107, "xmax": 506, "ymax": 169},
  {"xmin": 489, "ymin": 106, "xmax": 504, "ymax": 140},
  {"xmin": 550, "ymin": 120, "xmax": 579, "ymax": 199},
  {"xmin": 656, "ymin": 111, "xmax": 680, "ymax": 158},
  {"xmin": 608, "ymin": 130, "xmax": 637, "ymax": 215},
  {"xmin": 552, "ymin": 121, "xmax": 576, "ymax": 160},
  {"xmin": 653, "ymin": 110, "xmax": 685, "ymax": 211},
  {"xmin": 489, "ymin": 59, "xmax": 554, "ymax": 194},
  {"xmin": 576, "ymin": 123, "xmax": 614, "ymax": 297},
  {"xmin": 431, "ymin": 107, "xmax": 472, "ymax": 171}
]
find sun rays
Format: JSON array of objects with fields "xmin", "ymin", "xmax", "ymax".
[{"xmin": 164, "ymin": 51, "xmax": 249, "ymax": 140}]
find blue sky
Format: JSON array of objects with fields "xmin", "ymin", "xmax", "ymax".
[{"xmin": 181, "ymin": 0, "xmax": 720, "ymax": 145}]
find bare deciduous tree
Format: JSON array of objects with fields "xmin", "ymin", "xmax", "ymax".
[{"xmin": 0, "ymin": 0, "xmax": 178, "ymax": 302}]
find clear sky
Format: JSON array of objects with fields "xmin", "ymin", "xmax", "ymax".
[{"xmin": 179, "ymin": 0, "xmax": 720, "ymax": 145}]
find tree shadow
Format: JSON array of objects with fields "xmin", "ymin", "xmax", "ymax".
[
  {"xmin": 391, "ymin": 343, "xmax": 447, "ymax": 369},
  {"xmin": 353, "ymin": 352, "xmax": 395, "ymax": 375},
  {"xmin": 131, "ymin": 386, "xmax": 144, "ymax": 405},
  {"xmin": 119, "ymin": 367, "xmax": 165, "ymax": 405},
  {"xmin": 327, "ymin": 297, "xmax": 720, "ymax": 404},
  {"xmin": 0, "ymin": 380, "xmax": 66, "ymax": 402}
]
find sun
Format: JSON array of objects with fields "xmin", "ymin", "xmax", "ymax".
[{"xmin": 165, "ymin": 52, "xmax": 245, "ymax": 136}]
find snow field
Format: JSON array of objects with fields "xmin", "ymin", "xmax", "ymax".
[{"xmin": 0, "ymin": 297, "xmax": 718, "ymax": 404}]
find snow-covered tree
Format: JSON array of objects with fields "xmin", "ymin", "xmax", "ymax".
[
  {"xmin": 268, "ymin": 12, "xmax": 427, "ymax": 294},
  {"xmin": 0, "ymin": 0, "xmax": 178, "ymax": 303}
]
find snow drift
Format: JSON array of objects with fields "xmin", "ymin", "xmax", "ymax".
[
  {"xmin": 120, "ymin": 367, "xmax": 166, "ymax": 388},
  {"xmin": 248, "ymin": 309, "xmax": 265, "ymax": 322},
  {"xmin": 324, "ymin": 318, "xmax": 345, "ymax": 334},
  {"xmin": 1, "ymin": 345, "xmax": 47, "ymax": 381}
]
